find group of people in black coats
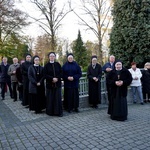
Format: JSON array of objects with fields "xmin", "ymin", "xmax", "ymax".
[
  {"xmin": 1, "ymin": 53, "xmax": 149, "ymax": 121},
  {"xmin": 0, "ymin": 53, "xmax": 82, "ymax": 117}
]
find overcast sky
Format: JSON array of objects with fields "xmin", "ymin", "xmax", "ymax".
[{"xmin": 15, "ymin": 0, "xmax": 97, "ymax": 42}]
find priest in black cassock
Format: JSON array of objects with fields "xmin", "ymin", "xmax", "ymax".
[
  {"xmin": 106, "ymin": 60, "xmax": 132, "ymax": 121},
  {"xmin": 21, "ymin": 54, "xmax": 32, "ymax": 106},
  {"xmin": 44, "ymin": 52, "xmax": 63, "ymax": 117},
  {"xmin": 28, "ymin": 56, "xmax": 46, "ymax": 113},
  {"xmin": 62, "ymin": 53, "xmax": 82, "ymax": 113},
  {"xmin": 87, "ymin": 55, "xmax": 102, "ymax": 108}
]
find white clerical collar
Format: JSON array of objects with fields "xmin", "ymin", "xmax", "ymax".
[
  {"xmin": 34, "ymin": 64, "xmax": 39, "ymax": 66},
  {"xmin": 3, "ymin": 63, "xmax": 7, "ymax": 66},
  {"xmin": 50, "ymin": 61, "xmax": 54, "ymax": 63}
]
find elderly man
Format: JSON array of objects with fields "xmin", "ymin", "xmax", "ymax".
[
  {"xmin": 102, "ymin": 55, "xmax": 115, "ymax": 114},
  {"xmin": 8, "ymin": 58, "xmax": 20, "ymax": 102},
  {"xmin": 0, "ymin": 57, "xmax": 13, "ymax": 100}
]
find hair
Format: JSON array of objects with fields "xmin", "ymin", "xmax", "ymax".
[{"xmin": 131, "ymin": 62, "xmax": 136, "ymax": 66}]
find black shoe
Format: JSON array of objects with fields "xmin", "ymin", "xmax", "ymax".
[
  {"xmin": 94, "ymin": 105, "xmax": 98, "ymax": 109},
  {"xmin": 75, "ymin": 108, "xmax": 79, "ymax": 112},
  {"xmin": 133, "ymin": 102, "xmax": 136, "ymax": 104},
  {"xmin": 13, "ymin": 99, "xmax": 17, "ymax": 102},
  {"xmin": 141, "ymin": 102, "xmax": 144, "ymax": 105},
  {"xmin": 59, "ymin": 113, "xmax": 63, "ymax": 117},
  {"xmin": 68, "ymin": 110, "xmax": 71, "ymax": 113},
  {"xmin": 1, "ymin": 97, "xmax": 5, "ymax": 100}
]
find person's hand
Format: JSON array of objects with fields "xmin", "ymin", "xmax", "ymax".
[
  {"xmin": 115, "ymin": 80, "xmax": 123, "ymax": 86},
  {"xmin": 13, "ymin": 71, "xmax": 16, "ymax": 74},
  {"xmin": 106, "ymin": 68, "xmax": 112, "ymax": 72},
  {"xmin": 95, "ymin": 78, "xmax": 99, "ymax": 82},
  {"xmin": 37, "ymin": 82, "xmax": 40, "ymax": 86},
  {"xmin": 53, "ymin": 78, "xmax": 58, "ymax": 83},
  {"xmin": 68, "ymin": 77, "xmax": 74, "ymax": 81},
  {"xmin": 93, "ymin": 77, "xmax": 97, "ymax": 80}
]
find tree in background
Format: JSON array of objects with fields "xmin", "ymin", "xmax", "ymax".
[
  {"xmin": 70, "ymin": 0, "xmax": 113, "ymax": 63},
  {"xmin": 0, "ymin": 0, "xmax": 29, "ymax": 58},
  {"xmin": 72, "ymin": 30, "xmax": 90, "ymax": 70},
  {"xmin": 1, "ymin": 33, "xmax": 29, "ymax": 63},
  {"xmin": 110, "ymin": 0, "xmax": 150, "ymax": 67},
  {"xmin": 30, "ymin": 0, "xmax": 72, "ymax": 52},
  {"xmin": 34, "ymin": 34, "xmax": 52, "ymax": 66}
]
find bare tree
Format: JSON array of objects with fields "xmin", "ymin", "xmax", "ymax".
[
  {"xmin": 70, "ymin": 0, "xmax": 113, "ymax": 63},
  {"xmin": 30, "ymin": 0, "xmax": 72, "ymax": 52}
]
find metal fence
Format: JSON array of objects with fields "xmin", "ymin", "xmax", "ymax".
[{"xmin": 79, "ymin": 73, "xmax": 107, "ymax": 98}]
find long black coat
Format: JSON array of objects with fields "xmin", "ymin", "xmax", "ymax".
[
  {"xmin": 0, "ymin": 63, "xmax": 11, "ymax": 83},
  {"xmin": 28, "ymin": 65, "xmax": 45, "ymax": 94},
  {"xmin": 21, "ymin": 61, "xmax": 32, "ymax": 88},
  {"xmin": 141, "ymin": 69, "xmax": 150, "ymax": 94},
  {"xmin": 107, "ymin": 68, "xmax": 132, "ymax": 97},
  {"xmin": 106, "ymin": 68, "xmax": 132, "ymax": 121},
  {"xmin": 87, "ymin": 63, "xmax": 102, "ymax": 105},
  {"xmin": 44, "ymin": 62, "xmax": 62, "ymax": 89}
]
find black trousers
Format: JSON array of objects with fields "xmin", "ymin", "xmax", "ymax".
[
  {"xmin": 12, "ymin": 82, "xmax": 18, "ymax": 100},
  {"xmin": 1, "ymin": 81, "xmax": 13, "ymax": 99}
]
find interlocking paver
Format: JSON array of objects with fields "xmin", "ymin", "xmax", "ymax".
[{"xmin": 0, "ymin": 94, "xmax": 150, "ymax": 149}]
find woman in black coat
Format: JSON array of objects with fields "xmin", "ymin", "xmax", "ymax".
[
  {"xmin": 44, "ymin": 52, "xmax": 63, "ymax": 117},
  {"xmin": 106, "ymin": 60, "xmax": 132, "ymax": 121},
  {"xmin": 141, "ymin": 62, "xmax": 150, "ymax": 102},
  {"xmin": 28, "ymin": 56, "xmax": 46, "ymax": 113},
  {"xmin": 62, "ymin": 53, "xmax": 82, "ymax": 113},
  {"xmin": 87, "ymin": 55, "xmax": 102, "ymax": 108},
  {"xmin": 21, "ymin": 54, "xmax": 32, "ymax": 106}
]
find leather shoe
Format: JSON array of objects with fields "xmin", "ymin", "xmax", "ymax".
[{"xmin": 59, "ymin": 114, "xmax": 63, "ymax": 117}]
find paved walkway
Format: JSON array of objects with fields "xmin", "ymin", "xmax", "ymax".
[{"xmin": 0, "ymin": 95, "xmax": 150, "ymax": 150}]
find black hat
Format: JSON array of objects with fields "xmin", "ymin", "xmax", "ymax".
[
  {"xmin": 32, "ymin": 55, "xmax": 40, "ymax": 64},
  {"xmin": 114, "ymin": 60, "xmax": 122, "ymax": 66},
  {"xmin": 91, "ymin": 55, "xmax": 97, "ymax": 60},
  {"xmin": 25, "ymin": 54, "xmax": 32, "ymax": 58},
  {"xmin": 48, "ymin": 52, "xmax": 56, "ymax": 57},
  {"xmin": 67, "ymin": 53, "xmax": 74, "ymax": 58}
]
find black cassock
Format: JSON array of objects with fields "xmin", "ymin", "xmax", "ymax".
[
  {"xmin": 106, "ymin": 68, "xmax": 132, "ymax": 121},
  {"xmin": 44, "ymin": 62, "xmax": 63, "ymax": 116},
  {"xmin": 21, "ymin": 61, "xmax": 32, "ymax": 106},
  {"xmin": 87, "ymin": 63, "xmax": 102, "ymax": 107},
  {"xmin": 28, "ymin": 65, "xmax": 46, "ymax": 113}
]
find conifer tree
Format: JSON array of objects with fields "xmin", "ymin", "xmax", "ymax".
[{"xmin": 72, "ymin": 30, "xmax": 89, "ymax": 70}]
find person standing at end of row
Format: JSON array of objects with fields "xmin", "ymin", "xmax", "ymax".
[
  {"xmin": 44, "ymin": 52, "xmax": 63, "ymax": 117},
  {"xmin": 0, "ymin": 57, "xmax": 13, "ymax": 100},
  {"xmin": 62, "ymin": 53, "xmax": 82, "ymax": 113},
  {"xmin": 141, "ymin": 62, "xmax": 150, "ymax": 103},
  {"xmin": 87, "ymin": 55, "xmax": 102, "ymax": 108}
]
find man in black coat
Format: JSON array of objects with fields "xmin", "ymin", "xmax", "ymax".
[
  {"xmin": 0, "ymin": 57, "xmax": 13, "ymax": 100},
  {"xmin": 21, "ymin": 54, "xmax": 32, "ymax": 106}
]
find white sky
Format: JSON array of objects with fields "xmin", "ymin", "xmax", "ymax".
[{"xmin": 16, "ymin": 0, "xmax": 97, "ymax": 42}]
